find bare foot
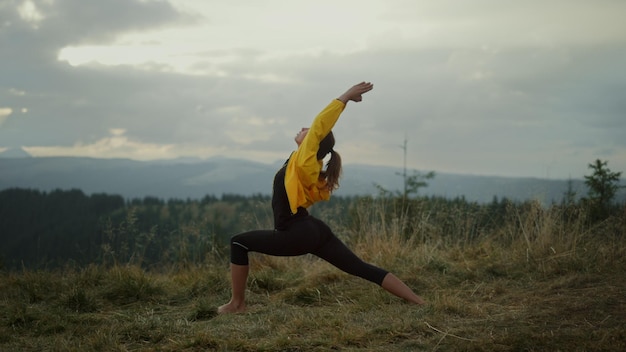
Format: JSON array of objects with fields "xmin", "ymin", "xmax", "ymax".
[
  {"xmin": 217, "ymin": 301, "xmax": 246, "ymax": 314},
  {"xmin": 413, "ymin": 296, "xmax": 426, "ymax": 305}
]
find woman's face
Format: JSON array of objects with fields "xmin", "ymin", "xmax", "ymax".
[{"xmin": 295, "ymin": 127, "xmax": 309, "ymax": 146}]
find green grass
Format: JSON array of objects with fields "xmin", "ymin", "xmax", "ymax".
[{"xmin": 1, "ymin": 206, "xmax": 625, "ymax": 351}]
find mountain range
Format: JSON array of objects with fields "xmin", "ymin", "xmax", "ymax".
[{"xmin": 1, "ymin": 148, "xmax": 619, "ymax": 205}]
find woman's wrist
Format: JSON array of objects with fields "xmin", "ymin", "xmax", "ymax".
[{"xmin": 336, "ymin": 95, "xmax": 349, "ymax": 104}]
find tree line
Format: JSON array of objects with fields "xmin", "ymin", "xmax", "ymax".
[{"xmin": 0, "ymin": 159, "xmax": 623, "ymax": 270}]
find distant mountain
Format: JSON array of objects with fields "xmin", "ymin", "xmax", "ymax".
[
  {"xmin": 0, "ymin": 147, "xmax": 32, "ymax": 158},
  {"xmin": 1, "ymin": 156, "xmax": 622, "ymax": 204},
  {"xmin": 0, "ymin": 156, "xmax": 276, "ymax": 200}
]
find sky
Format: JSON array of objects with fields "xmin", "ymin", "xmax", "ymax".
[{"xmin": 1, "ymin": 0, "xmax": 625, "ymax": 179}]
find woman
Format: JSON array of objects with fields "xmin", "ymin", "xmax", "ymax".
[{"xmin": 218, "ymin": 82, "xmax": 425, "ymax": 314}]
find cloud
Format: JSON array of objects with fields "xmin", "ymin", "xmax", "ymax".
[
  {"xmin": 17, "ymin": 0, "xmax": 44, "ymax": 27},
  {"xmin": 0, "ymin": 108, "xmax": 12, "ymax": 126},
  {"xmin": 23, "ymin": 128, "xmax": 177, "ymax": 160},
  {"xmin": 1, "ymin": 1, "xmax": 626, "ymax": 179}
]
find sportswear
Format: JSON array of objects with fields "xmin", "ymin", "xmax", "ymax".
[{"xmin": 284, "ymin": 99, "xmax": 345, "ymax": 214}]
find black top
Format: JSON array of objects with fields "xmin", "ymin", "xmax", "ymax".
[{"xmin": 272, "ymin": 159, "xmax": 309, "ymax": 230}]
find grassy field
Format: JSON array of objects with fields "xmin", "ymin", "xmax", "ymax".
[{"xmin": 1, "ymin": 203, "xmax": 625, "ymax": 351}]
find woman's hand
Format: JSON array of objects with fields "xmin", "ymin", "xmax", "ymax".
[{"xmin": 337, "ymin": 82, "xmax": 374, "ymax": 104}]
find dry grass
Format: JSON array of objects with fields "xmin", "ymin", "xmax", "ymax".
[{"xmin": 1, "ymin": 203, "xmax": 625, "ymax": 351}]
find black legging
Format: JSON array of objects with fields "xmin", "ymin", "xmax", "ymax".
[{"xmin": 229, "ymin": 216, "xmax": 388, "ymax": 286}]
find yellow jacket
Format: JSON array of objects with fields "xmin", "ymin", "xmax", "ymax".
[{"xmin": 284, "ymin": 99, "xmax": 346, "ymax": 214}]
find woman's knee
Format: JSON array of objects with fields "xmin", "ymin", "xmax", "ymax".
[
  {"xmin": 230, "ymin": 233, "xmax": 242, "ymax": 245},
  {"xmin": 230, "ymin": 233, "xmax": 250, "ymax": 265}
]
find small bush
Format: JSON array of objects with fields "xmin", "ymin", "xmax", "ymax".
[
  {"xmin": 189, "ymin": 298, "xmax": 218, "ymax": 321},
  {"xmin": 64, "ymin": 286, "xmax": 98, "ymax": 313},
  {"xmin": 104, "ymin": 265, "xmax": 164, "ymax": 304}
]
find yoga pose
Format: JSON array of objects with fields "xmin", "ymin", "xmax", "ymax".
[{"xmin": 218, "ymin": 82, "xmax": 425, "ymax": 314}]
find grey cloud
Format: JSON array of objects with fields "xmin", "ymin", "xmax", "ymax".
[
  {"xmin": 1, "ymin": 0, "xmax": 193, "ymax": 67},
  {"xmin": 35, "ymin": 0, "xmax": 190, "ymax": 45},
  {"xmin": 0, "ymin": 0, "xmax": 200, "ymax": 147},
  {"xmin": 1, "ymin": 1, "xmax": 624, "ymax": 178}
]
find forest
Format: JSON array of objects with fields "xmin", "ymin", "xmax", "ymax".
[{"xmin": 1, "ymin": 176, "xmax": 623, "ymax": 271}]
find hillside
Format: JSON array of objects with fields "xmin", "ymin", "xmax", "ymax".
[{"xmin": 1, "ymin": 201, "xmax": 624, "ymax": 351}]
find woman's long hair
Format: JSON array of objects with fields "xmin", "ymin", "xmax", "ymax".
[
  {"xmin": 323, "ymin": 149, "xmax": 342, "ymax": 191},
  {"xmin": 318, "ymin": 132, "xmax": 342, "ymax": 191}
]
